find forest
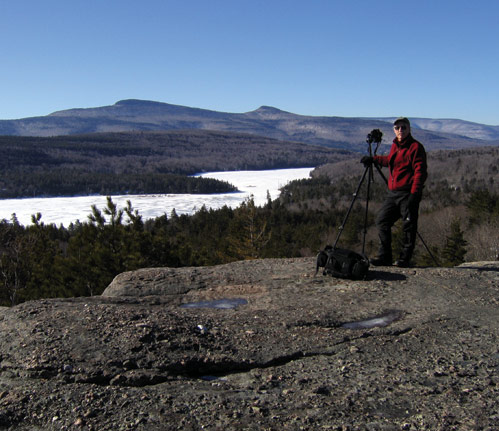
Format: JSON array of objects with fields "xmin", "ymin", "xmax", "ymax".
[
  {"xmin": 0, "ymin": 139, "xmax": 497, "ymax": 306},
  {"xmin": 0, "ymin": 130, "xmax": 351, "ymax": 198}
]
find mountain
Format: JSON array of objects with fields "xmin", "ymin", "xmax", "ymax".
[
  {"xmin": 374, "ymin": 117, "xmax": 499, "ymax": 141},
  {"xmin": 1, "ymin": 99, "xmax": 498, "ymax": 151}
]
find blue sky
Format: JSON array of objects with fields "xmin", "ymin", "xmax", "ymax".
[{"xmin": 1, "ymin": 0, "xmax": 498, "ymax": 125}]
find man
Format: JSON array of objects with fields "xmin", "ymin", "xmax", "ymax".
[{"xmin": 361, "ymin": 117, "xmax": 427, "ymax": 267}]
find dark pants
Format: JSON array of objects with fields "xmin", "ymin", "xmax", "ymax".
[{"xmin": 375, "ymin": 190, "xmax": 420, "ymax": 262}]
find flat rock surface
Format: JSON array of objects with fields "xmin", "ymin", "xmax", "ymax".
[{"xmin": 1, "ymin": 258, "xmax": 498, "ymax": 430}]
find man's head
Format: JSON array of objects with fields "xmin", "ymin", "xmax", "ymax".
[{"xmin": 393, "ymin": 117, "xmax": 411, "ymax": 142}]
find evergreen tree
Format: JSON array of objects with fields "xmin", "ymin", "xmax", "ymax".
[
  {"xmin": 441, "ymin": 218, "xmax": 467, "ymax": 267},
  {"xmin": 227, "ymin": 196, "xmax": 270, "ymax": 259},
  {"xmin": 467, "ymin": 189, "xmax": 498, "ymax": 225},
  {"xmin": 0, "ymin": 220, "xmax": 33, "ymax": 305}
]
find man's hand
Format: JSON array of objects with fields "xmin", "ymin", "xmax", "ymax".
[
  {"xmin": 360, "ymin": 156, "xmax": 373, "ymax": 167},
  {"xmin": 408, "ymin": 193, "xmax": 422, "ymax": 208}
]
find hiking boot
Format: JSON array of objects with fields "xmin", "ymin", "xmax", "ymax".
[
  {"xmin": 394, "ymin": 259, "xmax": 411, "ymax": 268},
  {"xmin": 369, "ymin": 256, "xmax": 392, "ymax": 266}
]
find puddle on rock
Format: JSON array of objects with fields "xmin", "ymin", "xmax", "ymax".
[
  {"xmin": 342, "ymin": 310, "xmax": 404, "ymax": 329},
  {"xmin": 201, "ymin": 375, "xmax": 228, "ymax": 381},
  {"xmin": 180, "ymin": 298, "xmax": 248, "ymax": 309}
]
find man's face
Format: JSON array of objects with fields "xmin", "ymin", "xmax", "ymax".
[{"xmin": 393, "ymin": 122, "xmax": 410, "ymax": 141}]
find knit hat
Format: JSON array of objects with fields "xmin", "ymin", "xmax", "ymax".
[{"xmin": 393, "ymin": 117, "xmax": 410, "ymax": 127}]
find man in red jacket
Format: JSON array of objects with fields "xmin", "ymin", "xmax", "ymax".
[{"xmin": 361, "ymin": 117, "xmax": 427, "ymax": 267}]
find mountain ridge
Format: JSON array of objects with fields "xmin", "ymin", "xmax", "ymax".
[
  {"xmin": 1, "ymin": 99, "xmax": 498, "ymax": 151},
  {"xmin": 372, "ymin": 116, "xmax": 499, "ymax": 140}
]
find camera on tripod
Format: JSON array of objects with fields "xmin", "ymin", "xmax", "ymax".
[
  {"xmin": 316, "ymin": 125, "xmax": 439, "ymax": 276},
  {"xmin": 366, "ymin": 129, "xmax": 383, "ymax": 145},
  {"xmin": 317, "ymin": 128, "xmax": 386, "ymax": 279}
]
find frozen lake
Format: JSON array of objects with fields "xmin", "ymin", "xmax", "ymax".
[{"xmin": 0, "ymin": 168, "xmax": 313, "ymax": 227}]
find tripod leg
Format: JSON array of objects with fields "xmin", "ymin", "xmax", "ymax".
[
  {"xmin": 362, "ymin": 164, "xmax": 373, "ymax": 255},
  {"xmin": 416, "ymin": 231, "xmax": 440, "ymax": 266},
  {"xmin": 375, "ymin": 164, "xmax": 388, "ymax": 184},
  {"xmin": 333, "ymin": 165, "xmax": 369, "ymax": 249}
]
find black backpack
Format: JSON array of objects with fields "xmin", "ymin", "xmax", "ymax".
[{"xmin": 316, "ymin": 246, "xmax": 369, "ymax": 280}]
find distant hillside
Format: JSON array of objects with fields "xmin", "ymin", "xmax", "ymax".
[
  {"xmin": 374, "ymin": 117, "xmax": 499, "ymax": 140},
  {"xmin": 312, "ymin": 146, "xmax": 499, "ymax": 200},
  {"xmin": 1, "ymin": 99, "xmax": 497, "ymax": 152},
  {"xmin": 0, "ymin": 129, "xmax": 351, "ymax": 198}
]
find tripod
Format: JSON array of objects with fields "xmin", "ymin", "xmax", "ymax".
[{"xmin": 332, "ymin": 130, "xmax": 439, "ymax": 266}]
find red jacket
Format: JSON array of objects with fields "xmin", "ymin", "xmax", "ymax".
[{"xmin": 374, "ymin": 135, "xmax": 427, "ymax": 194}]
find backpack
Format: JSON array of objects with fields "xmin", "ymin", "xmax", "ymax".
[{"xmin": 316, "ymin": 245, "xmax": 369, "ymax": 280}]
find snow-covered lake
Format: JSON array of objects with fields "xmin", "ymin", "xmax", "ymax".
[{"xmin": 0, "ymin": 168, "xmax": 313, "ymax": 227}]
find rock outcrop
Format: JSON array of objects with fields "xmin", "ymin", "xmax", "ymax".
[{"xmin": 0, "ymin": 258, "xmax": 498, "ymax": 430}]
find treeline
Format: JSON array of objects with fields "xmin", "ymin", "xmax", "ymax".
[
  {"xmin": 1, "ymin": 146, "xmax": 497, "ymax": 305},
  {"xmin": 1, "ymin": 169, "xmax": 237, "ymax": 198},
  {"xmin": 313, "ymin": 146, "xmax": 499, "ymax": 208},
  {"xmin": 281, "ymin": 176, "xmax": 498, "ymax": 265},
  {"xmin": 0, "ymin": 130, "xmax": 352, "ymax": 198},
  {"xmin": 1, "ymin": 180, "xmax": 497, "ymax": 306},
  {"xmin": 0, "ymin": 196, "xmax": 345, "ymax": 305},
  {"xmin": 285, "ymin": 146, "xmax": 499, "ymax": 267}
]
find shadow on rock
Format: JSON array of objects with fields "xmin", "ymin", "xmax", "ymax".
[{"xmin": 366, "ymin": 270, "xmax": 407, "ymax": 281}]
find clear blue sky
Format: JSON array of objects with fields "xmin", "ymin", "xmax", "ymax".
[{"xmin": 1, "ymin": 0, "xmax": 498, "ymax": 125}]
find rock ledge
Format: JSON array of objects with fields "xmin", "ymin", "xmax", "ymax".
[{"xmin": 1, "ymin": 258, "xmax": 498, "ymax": 430}]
